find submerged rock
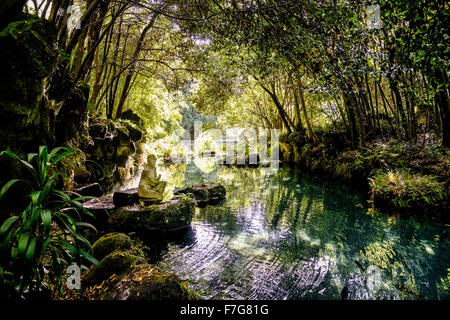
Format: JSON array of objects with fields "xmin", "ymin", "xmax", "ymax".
[
  {"xmin": 109, "ymin": 199, "xmax": 196, "ymax": 234},
  {"xmin": 205, "ymin": 183, "xmax": 226, "ymax": 204}
]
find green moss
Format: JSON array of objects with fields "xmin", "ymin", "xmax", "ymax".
[
  {"xmin": 96, "ymin": 264, "xmax": 200, "ymax": 300},
  {"xmin": 0, "ymin": 17, "xmax": 43, "ymax": 39},
  {"xmin": 85, "ymin": 250, "xmax": 145, "ymax": 284}
]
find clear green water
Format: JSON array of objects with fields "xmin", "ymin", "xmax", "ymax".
[{"xmin": 155, "ymin": 163, "xmax": 450, "ymax": 300}]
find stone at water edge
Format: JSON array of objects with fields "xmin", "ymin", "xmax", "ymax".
[
  {"xmin": 91, "ymin": 232, "xmax": 133, "ymax": 261},
  {"xmin": 173, "ymin": 185, "xmax": 209, "ymax": 207},
  {"xmin": 205, "ymin": 183, "xmax": 226, "ymax": 204},
  {"xmin": 173, "ymin": 183, "xmax": 226, "ymax": 206},
  {"xmin": 84, "ymin": 250, "xmax": 146, "ymax": 285}
]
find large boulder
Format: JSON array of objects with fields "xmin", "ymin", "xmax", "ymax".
[
  {"xmin": 85, "ymin": 250, "xmax": 146, "ymax": 285},
  {"xmin": 205, "ymin": 183, "xmax": 226, "ymax": 204},
  {"xmin": 108, "ymin": 199, "xmax": 196, "ymax": 234},
  {"xmin": 52, "ymin": 78, "xmax": 90, "ymax": 144},
  {"xmin": 88, "ymin": 264, "xmax": 196, "ymax": 300},
  {"xmin": 174, "ymin": 183, "xmax": 226, "ymax": 206},
  {"xmin": 85, "ymin": 232, "xmax": 146, "ymax": 285},
  {"xmin": 0, "ymin": 15, "xmax": 59, "ymax": 210}
]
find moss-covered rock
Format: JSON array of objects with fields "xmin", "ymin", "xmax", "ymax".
[
  {"xmin": 109, "ymin": 199, "xmax": 196, "ymax": 233},
  {"xmin": 173, "ymin": 183, "xmax": 226, "ymax": 206},
  {"xmin": 93, "ymin": 264, "xmax": 198, "ymax": 300},
  {"xmin": 85, "ymin": 250, "xmax": 146, "ymax": 285},
  {"xmin": 174, "ymin": 185, "xmax": 209, "ymax": 207},
  {"xmin": 205, "ymin": 183, "xmax": 226, "ymax": 204},
  {"xmin": 120, "ymin": 109, "xmax": 144, "ymax": 126},
  {"xmin": 92, "ymin": 233, "xmax": 133, "ymax": 261}
]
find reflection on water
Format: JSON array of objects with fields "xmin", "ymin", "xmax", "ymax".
[{"xmin": 153, "ymin": 163, "xmax": 450, "ymax": 300}]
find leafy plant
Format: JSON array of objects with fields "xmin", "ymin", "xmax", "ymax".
[
  {"xmin": 0, "ymin": 146, "xmax": 100, "ymax": 299},
  {"xmin": 369, "ymin": 169, "xmax": 445, "ymax": 208},
  {"xmin": 177, "ymin": 193, "xmax": 194, "ymax": 201}
]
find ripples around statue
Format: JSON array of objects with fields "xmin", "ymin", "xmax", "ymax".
[{"xmin": 150, "ymin": 164, "xmax": 450, "ymax": 300}]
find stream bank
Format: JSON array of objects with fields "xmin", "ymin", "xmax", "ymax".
[{"xmin": 280, "ymin": 129, "xmax": 450, "ymax": 221}]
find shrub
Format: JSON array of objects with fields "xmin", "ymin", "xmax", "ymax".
[
  {"xmin": 369, "ymin": 169, "xmax": 445, "ymax": 208},
  {"xmin": 0, "ymin": 146, "xmax": 100, "ymax": 299}
]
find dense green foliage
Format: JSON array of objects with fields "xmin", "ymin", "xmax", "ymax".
[
  {"xmin": 16, "ymin": 0, "xmax": 447, "ymax": 149},
  {"xmin": 370, "ymin": 169, "xmax": 445, "ymax": 207}
]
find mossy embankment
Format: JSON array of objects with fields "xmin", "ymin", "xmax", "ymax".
[{"xmin": 280, "ymin": 128, "xmax": 450, "ymax": 220}]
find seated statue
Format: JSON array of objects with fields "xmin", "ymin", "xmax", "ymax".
[{"xmin": 138, "ymin": 154, "xmax": 167, "ymax": 203}]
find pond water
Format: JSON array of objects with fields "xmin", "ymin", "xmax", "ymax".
[{"xmin": 151, "ymin": 162, "xmax": 450, "ymax": 300}]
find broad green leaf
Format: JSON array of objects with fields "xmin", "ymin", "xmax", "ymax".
[
  {"xmin": 31, "ymin": 191, "xmax": 40, "ymax": 205},
  {"xmin": 0, "ymin": 216, "xmax": 18, "ymax": 237},
  {"xmin": 74, "ymin": 222, "xmax": 97, "ymax": 233},
  {"xmin": 59, "ymin": 239, "xmax": 78, "ymax": 257},
  {"xmin": 79, "ymin": 248, "xmax": 101, "ymax": 267},
  {"xmin": 41, "ymin": 210, "xmax": 52, "ymax": 230},
  {"xmin": 51, "ymin": 148, "xmax": 76, "ymax": 166},
  {"xmin": 39, "ymin": 236, "xmax": 51, "ymax": 264},
  {"xmin": 48, "ymin": 147, "xmax": 68, "ymax": 162},
  {"xmin": 18, "ymin": 233, "xmax": 30, "ymax": 256},
  {"xmin": 38, "ymin": 179, "xmax": 54, "ymax": 204},
  {"xmin": 75, "ymin": 233, "xmax": 92, "ymax": 249},
  {"xmin": 27, "ymin": 153, "xmax": 38, "ymax": 164},
  {"xmin": 0, "ymin": 179, "xmax": 22, "ymax": 201},
  {"xmin": 0, "ymin": 229, "xmax": 13, "ymax": 253},
  {"xmin": 30, "ymin": 206, "xmax": 40, "ymax": 225}
]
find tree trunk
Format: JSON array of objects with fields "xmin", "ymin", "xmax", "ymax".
[
  {"xmin": 260, "ymin": 82, "xmax": 292, "ymax": 134},
  {"xmin": 115, "ymin": 13, "xmax": 159, "ymax": 119}
]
